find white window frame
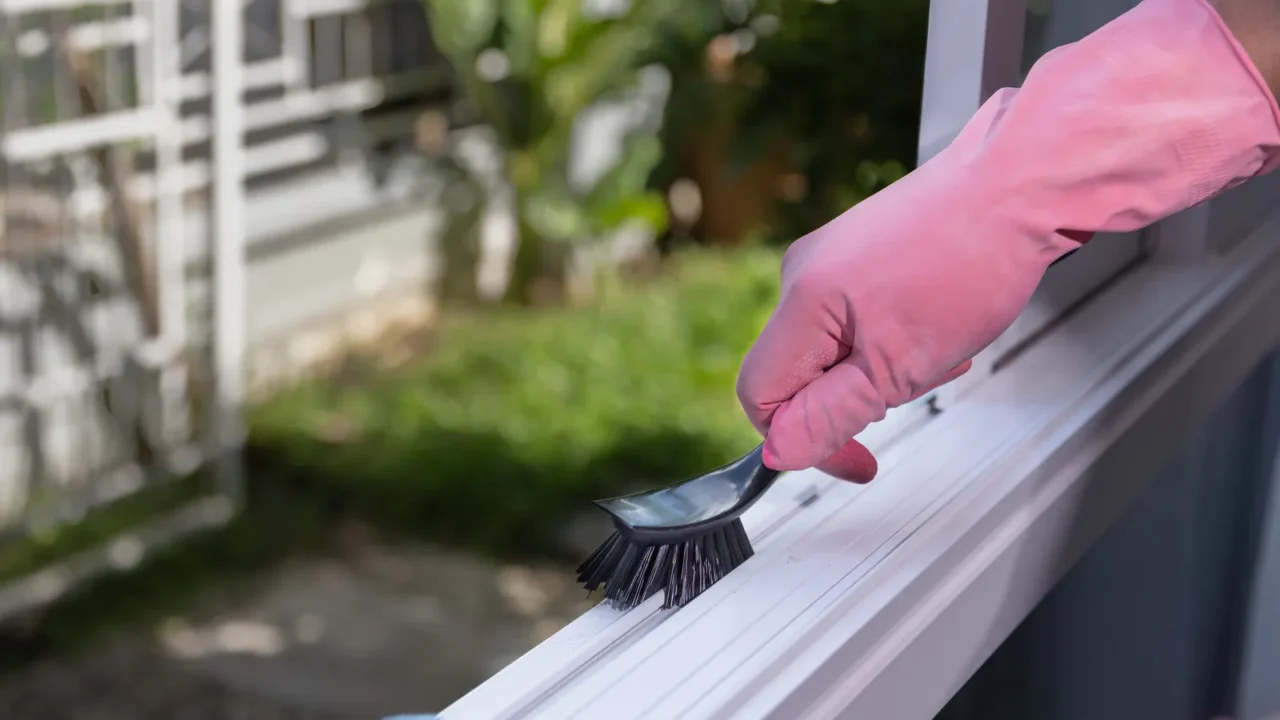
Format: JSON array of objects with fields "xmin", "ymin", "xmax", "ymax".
[
  {"xmin": 867, "ymin": 0, "xmax": 1149, "ymax": 445},
  {"xmin": 923, "ymin": 0, "xmax": 1151, "ymax": 412},
  {"xmin": 441, "ymin": 1, "xmax": 1280, "ymax": 717}
]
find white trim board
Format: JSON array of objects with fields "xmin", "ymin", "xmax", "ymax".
[{"xmin": 443, "ymin": 218, "xmax": 1280, "ymax": 720}]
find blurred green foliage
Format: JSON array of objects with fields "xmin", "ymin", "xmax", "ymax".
[
  {"xmin": 422, "ymin": 0, "xmax": 929, "ymax": 296},
  {"xmin": 0, "ymin": 251, "xmax": 779, "ymax": 661},
  {"xmin": 249, "ymin": 247, "xmax": 780, "ymax": 556},
  {"xmin": 651, "ymin": 0, "xmax": 929, "ymax": 239},
  {"xmin": 252, "ymin": 0, "xmax": 932, "ymax": 556},
  {"xmin": 423, "ymin": 0, "xmax": 679, "ymax": 303},
  {"xmin": 0, "ymin": 241, "xmax": 776, "ymax": 656}
]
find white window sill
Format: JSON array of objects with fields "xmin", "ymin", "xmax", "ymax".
[{"xmin": 444, "ymin": 213, "xmax": 1280, "ymax": 720}]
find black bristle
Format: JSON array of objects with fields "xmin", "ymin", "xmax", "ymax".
[
  {"xmin": 728, "ymin": 519, "xmax": 752, "ymax": 564},
  {"xmin": 604, "ymin": 543, "xmax": 643, "ymax": 606},
  {"xmin": 712, "ymin": 528, "xmax": 731, "ymax": 576},
  {"xmin": 577, "ymin": 531, "xmax": 624, "ymax": 591},
  {"xmin": 577, "ymin": 519, "xmax": 756, "ymax": 611},
  {"xmin": 640, "ymin": 545, "xmax": 672, "ymax": 601}
]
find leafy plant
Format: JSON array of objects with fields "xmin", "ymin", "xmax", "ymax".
[
  {"xmin": 422, "ymin": 0, "xmax": 683, "ymax": 304},
  {"xmin": 650, "ymin": 0, "xmax": 930, "ymax": 241}
]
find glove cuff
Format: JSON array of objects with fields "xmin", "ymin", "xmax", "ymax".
[{"xmin": 939, "ymin": 0, "xmax": 1280, "ymax": 254}]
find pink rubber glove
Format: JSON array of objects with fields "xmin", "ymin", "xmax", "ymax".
[{"xmin": 737, "ymin": 0, "xmax": 1280, "ymax": 482}]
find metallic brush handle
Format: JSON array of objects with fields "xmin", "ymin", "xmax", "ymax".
[{"xmin": 594, "ymin": 444, "xmax": 782, "ymax": 544}]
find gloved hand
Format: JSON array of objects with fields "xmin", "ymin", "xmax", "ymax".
[{"xmin": 737, "ymin": 0, "xmax": 1280, "ymax": 482}]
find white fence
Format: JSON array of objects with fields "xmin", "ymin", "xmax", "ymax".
[{"xmin": 0, "ymin": 0, "xmax": 447, "ymax": 619}]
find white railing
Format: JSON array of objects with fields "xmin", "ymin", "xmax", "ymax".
[{"xmin": 0, "ymin": 0, "xmax": 446, "ymax": 619}]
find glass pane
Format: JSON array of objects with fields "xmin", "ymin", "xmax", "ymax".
[{"xmin": 1020, "ymin": 0, "xmax": 1140, "ymax": 78}]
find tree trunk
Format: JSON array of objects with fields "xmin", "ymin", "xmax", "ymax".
[
  {"xmin": 504, "ymin": 216, "xmax": 574, "ymax": 305},
  {"xmin": 684, "ymin": 126, "xmax": 793, "ymax": 246},
  {"xmin": 436, "ymin": 163, "xmax": 486, "ymax": 307}
]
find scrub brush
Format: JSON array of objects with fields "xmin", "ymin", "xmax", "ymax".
[{"xmin": 577, "ymin": 443, "xmax": 780, "ymax": 610}]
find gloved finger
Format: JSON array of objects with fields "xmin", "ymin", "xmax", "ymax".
[
  {"xmin": 763, "ymin": 358, "xmax": 973, "ymax": 474},
  {"xmin": 736, "ymin": 294, "xmax": 846, "ymax": 436},
  {"xmin": 760, "ymin": 356, "xmax": 881, "ymax": 472},
  {"xmin": 815, "ymin": 438, "xmax": 878, "ymax": 483},
  {"xmin": 811, "ymin": 360, "xmax": 972, "ymax": 484}
]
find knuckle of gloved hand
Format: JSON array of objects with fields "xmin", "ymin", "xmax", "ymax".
[
  {"xmin": 764, "ymin": 433, "xmax": 804, "ymax": 471},
  {"xmin": 734, "ymin": 366, "xmax": 774, "ymax": 430},
  {"xmin": 768, "ymin": 435, "xmax": 823, "ymax": 472},
  {"xmin": 733, "ymin": 367, "xmax": 754, "ymax": 408},
  {"xmin": 767, "ymin": 403, "xmax": 833, "ymax": 470},
  {"xmin": 782, "ymin": 261, "xmax": 837, "ymax": 307},
  {"xmin": 779, "ymin": 231, "xmax": 820, "ymax": 278}
]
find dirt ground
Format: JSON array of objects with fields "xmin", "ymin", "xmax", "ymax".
[{"xmin": 0, "ymin": 543, "xmax": 596, "ymax": 719}]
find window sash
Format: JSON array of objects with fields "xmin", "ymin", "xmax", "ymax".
[
  {"xmin": 918, "ymin": 0, "xmax": 1027, "ymax": 166},
  {"xmin": 920, "ymin": 0, "xmax": 1163, "ymax": 411}
]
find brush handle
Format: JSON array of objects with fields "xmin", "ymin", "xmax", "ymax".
[
  {"xmin": 714, "ymin": 443, "xmax": 782, "ymax": 518},
  {"xmin": 595, "ymin": 444, "xmax": 782, "ymax": 544}
]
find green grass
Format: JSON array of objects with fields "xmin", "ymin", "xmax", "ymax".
[
  {"xmin": 0, "ymin": 478, "xmax": 204, "ymax": 587},
  {"xmin": 0, "ymin": 246, "xmax": 782, "ymax": 668},
  {"xmin": 249, "ymin": 246, "xmax": 782, "ymax": 557},
  {"xmin": 0, "ymin": 478, "xmax": 330, "ymax": 670}
]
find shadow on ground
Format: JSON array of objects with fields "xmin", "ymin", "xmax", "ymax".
[{"xmin": 0, "ymin": 538, "xmax": 598, "ymax": 719}]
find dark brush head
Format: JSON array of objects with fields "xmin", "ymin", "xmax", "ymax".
[
  {"xmin": 576, "ymin": 518, "xmax": 755, "ymax": 610},
  {"xmin": 576, "ymin": 444, "xmax": 780, "ymax": 610}
]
